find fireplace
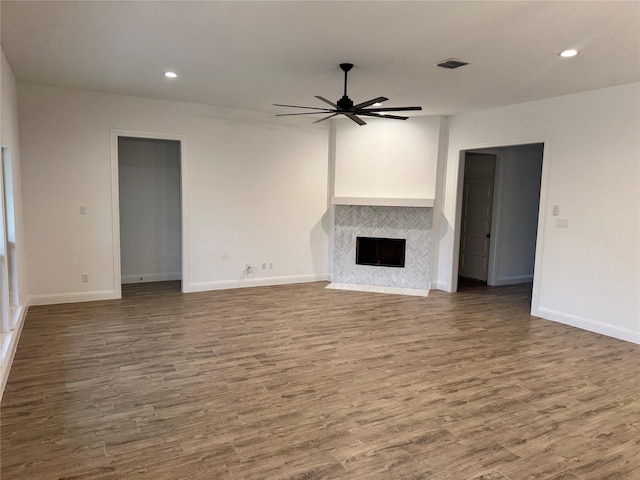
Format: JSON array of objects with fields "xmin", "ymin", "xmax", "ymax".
[
  {"xmin": 356, "ymin": 237, "xmax": 406, "ymax": 268},
  {"xmin": 330, "ymin": 205, "xmax": 432, "ymax": 293}
]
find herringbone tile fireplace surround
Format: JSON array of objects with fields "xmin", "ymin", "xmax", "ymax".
[{"xmin": 331, "ymin": 205, "xmax": 432, "ymax": 293}]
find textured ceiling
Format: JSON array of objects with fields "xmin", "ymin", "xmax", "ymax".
[{"xmin": 2, "ymin": 1, "xmax": 639, "ymax": 117}]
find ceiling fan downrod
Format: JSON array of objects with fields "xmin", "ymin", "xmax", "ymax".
[{"xmin": 338, "ymin": 63, "xmax": 354, "ymax": 110}]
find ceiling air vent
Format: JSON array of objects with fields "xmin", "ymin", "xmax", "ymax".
[{"xmin": 435, "ymin": 58, "xmax": 469, "ymax": 69}]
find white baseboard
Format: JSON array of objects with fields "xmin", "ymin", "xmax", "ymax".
[
  {"xmin": 184, "ymin": 273, "xmax": 329, "ymax": 293},
  {"xmin": 122, "ymin": 272, "xmax": 181, "ymax": 284},
  {"xmin": 28, "ymin": 290, "xmax": 119, "ymax": 306},
  {"xmin": 1, "ymin": 301, "xmax": 29, "ymax": 400},
  {"xmin": 493, "ymin": 274, "xmax": 533, "ymax": 286},
  {"xmin": 534, "ymin": 306, "xmax": 640, "ymax": 345},
  {"xmin": 435, "ymin": 280, "xmax": 455, "ymax": 293}
]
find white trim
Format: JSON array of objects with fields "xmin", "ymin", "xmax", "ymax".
[
  {"xmin": 530, "ymin": 140, "xmax": 552, "ymax": 321},
  {"xmin": 28, "ymin": 290, "xmax": 118, "ymax": 306},
  {"xmin": 331, "ymin": 197, "xmax": 434, "ymax": 207},
  {"xmin": 450, "ymin": 149, "xmax": 466, "ymax": 292},
  {"xmin": 0, "ymin": 299, "xmax": 29, "ymax": 400},
  {"xmin": 184, "ymin": 274, "xmax": 328, "ymax": 293},
  {"xmin": 121, "ymin": 272, "xmax": 181, "ymax": 284},
  {"xmin": 110, "ymin": 129, "xmax": 189, "ymax": 297},
  {"xmin": 445, "ymin": 137, "xmax": 548, "ymax": 298},
  {"xmin": 534, "ymin": 306, "xmax": 640, "ymax": 345},
  {"xmin": 8, "ymin": 304, "xmax": 23, "ymax": 331},
  {"xmin": 110, "ymin": 132, "xmax": 122, "ymax": 299},
  {"xmin": 327, "ymin": 121, "xmax": 337, "ymax": 281},
  {"xmin": 487, "ymin": 153, "xmax": 503, "ymax": 286},
  {"xmin": 326, "ymin": 283, "xmax": 429, "ymax": 297},
  {"xmin": 430, "ymin": 116, "xmax": 449, "ymax": 288}
]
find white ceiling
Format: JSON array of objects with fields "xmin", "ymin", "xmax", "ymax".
[{"xmin": 2, "ymin": 1, "xmax": 639, "ymax": 117}]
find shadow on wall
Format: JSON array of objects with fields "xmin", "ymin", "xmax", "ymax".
[{"xmin": 310, "ymin": 210, "xmax": 330, "ymax": 276}]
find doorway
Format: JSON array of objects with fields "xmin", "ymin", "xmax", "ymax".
[
  {"xmin": 457, "ymin": 143, "xmax": 544, "ymax": 290},
  {"xmin": 458, "ymin": 153, "xmax": 495, "ymax": 282},
  {"xmin": 116, "ymin": 135, "xmax": 183, "ymax": 294}
]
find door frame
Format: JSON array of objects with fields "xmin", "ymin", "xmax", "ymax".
[
  {"xmin": 110, "ymin": 129, "xmax": 190, "ymax": 297},
  {"xmin": 448, "ymin": 138, "xmax": 549, "ymax": 315}
]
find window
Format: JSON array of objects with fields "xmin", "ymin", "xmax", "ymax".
[{"xmin": 0, "ymin": 147, "xmax": 19, "ymax": 334}]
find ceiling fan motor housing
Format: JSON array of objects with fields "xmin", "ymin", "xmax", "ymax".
[{"xmin": 337, "ymin": 95, "xmax": 354, "ymax": 110}]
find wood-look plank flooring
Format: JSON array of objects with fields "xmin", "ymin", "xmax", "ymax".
[{"xmin": 2, "ymin": 280, "xmax": 639, "ymax": 479}]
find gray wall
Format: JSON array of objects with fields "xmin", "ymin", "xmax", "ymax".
[
  {"xmin": 119, "ymin": 137, "xmax": 181, "ymax": 283},
  {"xmin": 492, "ymin": 144, "xmax": 543, "ymax": 285}
]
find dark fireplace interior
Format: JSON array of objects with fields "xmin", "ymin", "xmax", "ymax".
[{"xmin": 356, "ymin": 237, "xmax": 406, "ymax": 268}]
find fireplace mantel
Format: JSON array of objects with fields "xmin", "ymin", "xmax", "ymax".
[{"xmin": 331, "ymin": 197, "xmax": 434, "ymax": 208}]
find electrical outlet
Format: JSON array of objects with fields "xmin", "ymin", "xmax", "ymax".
[
  {"xmin": 552, "ymin": 204, "xmax": 559, "ymax": 216},
  {"xmin": 81, "ymin": 272, "xmax": 89, "ymax": 282},
  {"xmin": 268, "ymin": 262, "xmax": 274, "ymax": 270},
  {"xmin": 262, "ymin": 263, "xmax": 267, "ymax": 270},
  {"xmin": 80, "ymin": 205, "xmax": 87, "ymax": 215}
]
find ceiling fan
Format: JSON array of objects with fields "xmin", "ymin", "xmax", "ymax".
[{"xmin": 274, "ymin": 63, "xmax": 422, "ymax": 126}]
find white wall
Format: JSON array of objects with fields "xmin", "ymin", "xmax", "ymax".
[
  {"xmin": 13, "ymin": 78, "xmax": 640, "ymax": 347},
  {"xmin": 439, "ymin": 83, "xmax": 640, "ymax": 343},
  {"xmin": 18, "ymin": 83, "xmax": 329, "ymax": 302},
  {"xmin": 118, "ymin": 137, "xmax": 181, "ymax": 284},
  {"xmin": 334, "ymin": 116, "xmax": 442, "ymax": 199},
  {"xmin": 1, "ymin": 49, "xmax": 29, "ymax": 397}
]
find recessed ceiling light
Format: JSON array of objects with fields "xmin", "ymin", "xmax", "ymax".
[
  {"xmin": 164, "ymin": 71, "xmax": 178, "ymax": 78},
  {"xmin": 559, "ymin": 49, "xmax": 578, "ymax": 58}
]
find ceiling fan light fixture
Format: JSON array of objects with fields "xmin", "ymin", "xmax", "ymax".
[
  {"xmin": 373, "ymin": 102, "xmax": 384, "ymax": 107},
  {"xmin": 164, "ymin": 71, "xmax": 178, "ymax": 78}
]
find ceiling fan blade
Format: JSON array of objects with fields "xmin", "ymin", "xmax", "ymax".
[
  {"xmin": 276, "ymin": 63, "xmax": 421, "ymax": 125},
  {"xmin": 313, "ymin": 113, "xmax": 339, "ymax": 124},
  {"xmin": 359, "ymin": 106, "xmax": 423, "ymax": 113},
  {"xmin": 315, "ymin": 96, "xmax": 338, "ymax": 108},
  {"xmin": 353, "ymin": 96, "xmax": 389, "ymax": 110},
  {"xmin": 344, "ymin": 112, "xmax": 366, "ymax": 126},
  {"xmin": 358, "ymin": 112, "xmax": 409, "ymax": 120},
  {"xmin": 273, "ymin": 103, "xmax": 334, "ymax": 111},
  {"xmin": 275, "ymin": 111, "xmax": 336, "ymax": 117}
]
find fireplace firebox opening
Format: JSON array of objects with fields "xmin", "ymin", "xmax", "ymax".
[{"xmin": 356, "ymin": 237, "xmax": 406, "ymax": 268}]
